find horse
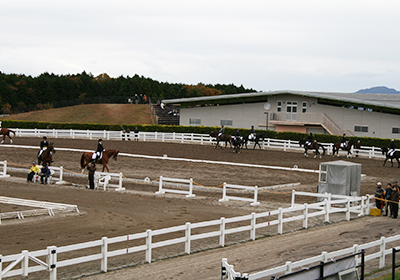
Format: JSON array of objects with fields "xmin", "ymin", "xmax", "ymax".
[
  {"xmin": 381, "ymin": 147, "xmax": 400, "ymax": 167},
  {"xmin": 242, "ymin": 134, "xmax": 265, "ymax": 149},
  {"xmin": 209, "ymin": 130, "xmax": 232, "ymax": 149},
  {"xmin": 38, "ymin": 143, "xmax": 55, "ymax": 166},
  {"xmin": 299, "ymin": 139, "xmax": 326, "ymax": 159},
  {"xmin": 332, "ymin": 141, "xmax": 360, "ymax": 158},
  {"xmin": 232, "ymin": 137, "xmax": 243, "ymax": 153},
  {"xmin": 80, "ymin": 149, "xmax": 119, "ymax": 172},
  {"xmin": 0, "ymin": 128, "xmax": 16, "ymax": 144}
]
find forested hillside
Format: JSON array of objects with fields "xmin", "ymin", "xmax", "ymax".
[{"xmin": 0, "ymin": 71, "xmax": 256, "ymax": 114}]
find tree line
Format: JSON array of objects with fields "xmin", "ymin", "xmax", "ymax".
[{"xmin": 0, "ymin": 71, "xmax": 256, "ymax": 114}]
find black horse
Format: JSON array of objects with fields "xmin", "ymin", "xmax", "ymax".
[
  {"xmin": 242, "ymin": 134, "xmax": 265, "ymax": 149},
  {"xmin": 232, "ymin": 137, "xmax": 243, "ymax": 153},
  {"xmin": 299, "ymin": 139, "xmax": 326, "ymax": 159},
  {"xmin": 332, "ymin": 141, "xmax": 360, "ymax": 158},
  {"xmin": 381, "ymin": 147, "xmax": 400, "ymax": 167}
]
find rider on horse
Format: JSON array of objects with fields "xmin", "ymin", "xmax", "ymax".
[
  {"xmin": 92, "ymin": 139, "xmax": 105, "ymax": 163},
  {"xmin": 388, "ymin": 139, "xmax": 396, "ymax": 157},
  {"xmin": 305, "ymin": 133, "xmax": 314, "ymax": 147},
  {"xmin": 38, "ymin": 136, "xmax": 49, "ymax": 164},
  {"xmin": 341, "ymin": 133, "xmax": 348, "ymax": 148},
  {"xmin": 249, "ymin": 126, "xmax": 256, "ymax": 140},
  {"xmin": 218, "ymin": 125, "xmax": 225, "ymax": 140}
]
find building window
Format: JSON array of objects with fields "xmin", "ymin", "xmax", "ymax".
[
  {"xmin": 302, "ymin": 101, "xmax": 307, "ymax": 113},
  {"xmin": 189, "ymin": 118, "xmax": 201, "ymax": 125},
  {"xmin": 354, "ymin": 125, "xmax": 368, "ymax": 133},
  {"xmin": 393, "ymin": 127, "xmax": 400, "ymax": 134},
  {"xmin": 220, "ymin": 120, "xmax": 233, "ymax": 126},
  {"xmin": 277, "ymin": 101, "xmax": 282, "ymax": 112}
]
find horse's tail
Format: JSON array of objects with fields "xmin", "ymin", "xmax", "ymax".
[
  {"xmin": 8, "ymin": 129, "xmax": 15, "ymax": 136},
  {"xmin": 81, "ymin": 153, "xmax": 86, "ymax": 168}
]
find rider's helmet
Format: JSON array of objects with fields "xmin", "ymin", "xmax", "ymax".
[
  {"xmin": 310, "ymin": 133, "xmax": 313, "ymax": 136},
  {"xmin": 43, "ymin": 136, "xmax": 47, "ymax": 140},
  {"xmin": 98, "ymin": 139, "xmax": 102, "ymax": 142},
  {"xmin": 392, "ymin": 139, "xmax": 395, "ymax": 142}
]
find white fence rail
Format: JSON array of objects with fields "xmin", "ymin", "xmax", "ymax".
[
  {"xmin": 8, "ymin": 128, "xmax": 387, "ymax": 159},
  {"xmin": 94, "ymin": 171, "xmax": 125, "ymax": 191},
  {"xmin": 0, "ymin": 161, "xmax": 10, "ymax": 178},
  {"xmin": 155, "ymin": 176, "xmax": 195, "ymax": 197},
  {"xmin": 0, "ymin": 196, "xmax": 79, "ymax": 224},
  {"xmin": 222, "ymin": 235, "xmax": 400, "ymax": 279},
  {"xmin": 0, "ymin": 192, "xmax": 373, "ymax": 280},
  {"xmin": 219, "ymin": 183, "xmax": 260, "ymax": 206}
]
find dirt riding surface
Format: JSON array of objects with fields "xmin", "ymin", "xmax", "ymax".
[{"xmin": 0, "ymin": 137, "xmax": 399, "ymax": 279}]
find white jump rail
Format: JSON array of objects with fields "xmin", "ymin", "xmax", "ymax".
[
  {"xmin": 155, "ymin": 176, "xmax": 195, "ymax": 197},
  {"xmin": 222, "ymin": 235, "xmax": 400, "ymax": 279},
  {"xmin": 0, "ymin": 161, "xmax": 10, "ymax": 178},
  {"xmin": 94, "ymin": 172, "xmax": 125, "ymax": 191},
  {"xmin": 219, "ymin": 182, "xmax": 260, "ymax": 206},
  {"xmin": 0, "ymin": 196, "xmax": 80, "ymax": 225},
  {"xmin": 0, "ymin": 192, "xmax": 374, "ymax": 280},
  {"xmin": 47, "ymin": 166, "xmax": 66, "ymax": 185}
]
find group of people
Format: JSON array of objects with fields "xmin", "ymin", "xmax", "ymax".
[
  {"xmin": 375, "ymin": 181, "xmax": 400, "ymax": 218},
  {"xmin": 122, "ymin": 127, "xmax": 140, "ymax": 141},
  {"xmin": 27, "ymin": 161, "xmax": 51, "ymax": 184},
  {"xmin": 218, "ymin": 125, "xmax": 257, "ymax": 141}
]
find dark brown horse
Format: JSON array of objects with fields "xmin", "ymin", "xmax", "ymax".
[
  {"xmin": 299, "ymin": 139, "xmax": 326, "ymax": 158},
  {"xmin": 332, "ymin": 141, "xmax": 360, "ymax": 158},
  {"xmin": 80, "ymin": 149, "xmax": 119, "ymax": 172},
  {"xmin": 209, "ymin": 130, "xmax": 232, "ymax": 149},
  {"xmin": 0, "ymin": 128, "xmax": 15, "ymax": 144},
  {"xmin": 38, "ymin": 143, "xmax": 55, "ymax": 166}
]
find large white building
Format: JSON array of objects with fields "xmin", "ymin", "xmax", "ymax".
[{"xmin": 163, "ymin": 90, "xmax": 400, "ymax": 139}]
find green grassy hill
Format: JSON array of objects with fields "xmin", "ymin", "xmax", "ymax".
[{"xmin": 0, "ymin": 104, "xmax": 156, "ymax": 125}]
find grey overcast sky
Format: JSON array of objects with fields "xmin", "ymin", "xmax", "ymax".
[{"xmin": 1, "ymin": 1, "xmax": 399, "ymax": 93}]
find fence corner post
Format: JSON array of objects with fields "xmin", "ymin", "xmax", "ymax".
[
  {"xmin": 48, "ymin": 246, "xmax": 57, "ymax": 280},
  {"xmin": 101, "ymin": 237, "xmax": 108, "ymax": 272},
  {"xmin": 146, "ymin": 229, "xmax": 152, "ymax": 263}
]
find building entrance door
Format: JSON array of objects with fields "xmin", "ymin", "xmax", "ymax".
[{"xmin": 285, "ymin": 101, "xmax": 298, "ymax": 121}]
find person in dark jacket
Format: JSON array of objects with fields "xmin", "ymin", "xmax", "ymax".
[
  {"xmin": 38, "ymin": 136, "xmax": 49, "ymax": 164},
  {"xmin": 87, "ymin": 162, "xmax": 96, "ymax": 190},
  {"xmin": 388, "ymin": 139, "xmax": 396, "ymax": 157},
  {"xmin": 92, "ymin": 139, "xmax": 104, "ymax": 163},
  {"xmin": 305, "ymin": 133, "xmax": 314, "ymax": 147},
  {"xmin": 384, "ymin": 183, "xmax": 393, "ymax": 216},
  {"xmin": 40, "ymin": 163, "xmax": 51, "ymax": 184},
  {"xmin": 389, "ymin": 183, "xmax": 399, "ymax": 219}
]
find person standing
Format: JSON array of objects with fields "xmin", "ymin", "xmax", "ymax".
[
  {"xmin": 27, "ymin": 161, "xmax": 40, "ymax": 182},
  {"xmin": 389, "ymin": 183, "xmax": 399, "ymax": 219},
  {"xmin": 126, "ymin": 128, "xmax": 131, "ymax": 141},
  {"xmin": 87, "ymin": 162, "xmax": 96, "ymax": 190},
  {"xmin": 134, "ymin": 126, "xmax": 139, "ymax": 141},
  {"xmin": 374, "ymin": 182, "xmax": 385, "ymax": 211},
  {"xmin": 384, "ymin": 183, "xmax": 393, "ymax": 216}
]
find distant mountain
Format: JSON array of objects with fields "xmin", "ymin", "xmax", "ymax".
[{"xmin": 356, "ymin": 86, "xmax": 400, "ymax": 94}]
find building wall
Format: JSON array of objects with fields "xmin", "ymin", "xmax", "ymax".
[{"xmin": 180, "ymin": 93, "xmax": 400, "ymax": 139}]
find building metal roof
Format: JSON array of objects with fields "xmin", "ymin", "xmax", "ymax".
[{"xmin": 163, "ymin": 90, "xmax": 400, "ymax": 110}]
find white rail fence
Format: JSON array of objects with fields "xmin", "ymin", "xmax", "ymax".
[
  {"xmin": 7, "ymin": 128, "xmax": 387, "ymax": 159},
  {"xmin": 219, "ymin": 183, "xmax": 260, "ymax": 206},
  {"xmin": 222, "ymin": 235, "xmax": 400, "ymax": 280},
  {"xmin": 156, "ymin": 176, "xmax": 195, "ymax": 197},
  {"xmin": 0, "ymin": 196, "xmax": 79, "ymax": 224},
  {"xmin": 0, "ymin": 161, "xmax": 10, "ymax": 178},
  {"xmin": 0, "ymin": 192, "xmax": 373, "ymax": 280},
  {"xmin": 94, "ymin": 172, "xmax": 125, "ymax": 191}
]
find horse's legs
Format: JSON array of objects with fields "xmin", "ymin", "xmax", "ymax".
[
  {"xmin": 1, "ymin": 135, "xmax": 4, "ymax": 144},
  {"xmin": 396, "ymin": 157, "xmax": 400, "ymax": 168},
  {"xmin": 383, "ymin": 158, "xmax": 388, "ymax": 166}
]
